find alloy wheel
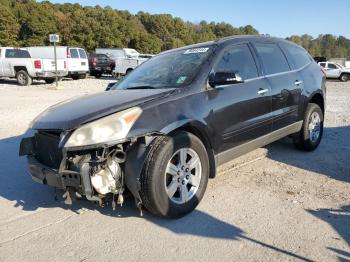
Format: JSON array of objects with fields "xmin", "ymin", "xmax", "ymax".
[{"xmin": 164, "ymin": 148, "xmax": 202, "ymax": 204}]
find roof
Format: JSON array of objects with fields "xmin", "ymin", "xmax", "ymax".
[{"xmin": 159, "ymin": 35, "xmax": 298, "ymax": 55}]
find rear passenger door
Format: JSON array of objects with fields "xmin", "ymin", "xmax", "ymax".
[
  {"xmin": 68, "ymin": 48, "xmax": 80, "ymax": 71},
  {"xmin": 209, "ymin": 43, "xmax": 272, "ymax": 153},
  {"xmin": 326, "ymin": 63, "xmax": 341, "ymax": 78},
  {"xmin": 253, "ymin": 42, "xmax": 302, "ymax": 131},
  {"xmin": 78, "ymin": 49, "xmax": 88, "ymax": 71}
]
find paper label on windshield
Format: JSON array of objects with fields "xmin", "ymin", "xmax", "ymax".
[{"xmin": 184, "ymin": 48, "xmax": 209, "ymax": 54}]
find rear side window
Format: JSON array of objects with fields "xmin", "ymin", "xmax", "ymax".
[
  {"xmin": 319, "ymin": 63, "xmax": 326, "ymax": 68},
  {"xmin": 328, "ymin": 63, "xmax": 337, "ymax": 69},
  {"xmin": 254, "ymin": 43, "xmax": 290, "ymax": 75},
  {"xmin": 78, "ymin": 49, "xmax": 87, "ymax": 59},
  {"xmin": 5, "ymin": 49, "xmax": 31, "ymax": 58},
  {"xmin": 214, "ymin": 44, "xmax": 258, "ymax": 80},
  {"xmin": 70, "ymin": 49, "xmax": 79, "ymax": 59},
  {"xmin": 282, "ymin": 43, "xmax": 311, "ymax": 69}
]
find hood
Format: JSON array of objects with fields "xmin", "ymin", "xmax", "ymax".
[{"xmin": 31, "ymin": 89, "xmax": 174, "ymax": 130}]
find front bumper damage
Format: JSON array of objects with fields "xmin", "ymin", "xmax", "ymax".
[{"xmin": 19, "ymin": 132, "xmax": 156, "ymax": 215}]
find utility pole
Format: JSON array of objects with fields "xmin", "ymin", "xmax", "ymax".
[{"xmin": 49, "ymin": 34, "xmax": 60, "ymax": 88}]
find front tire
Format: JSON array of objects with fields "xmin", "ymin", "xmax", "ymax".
[
  {"xmin": 293, "ymin": 103, "xmax": 323, "ymax": 151},
  {"xmin": 340, "ymin": 73, "xmax": 350, "ymax": 82},
  {"xmin": 16, "ymin": 70, "xmax": 32, "ymax": 86},
  {"xmin": 140, "ymin": 132, "xmax": 209, "ymax": 218}
]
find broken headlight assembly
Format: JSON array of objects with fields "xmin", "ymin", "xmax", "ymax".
[{"xmin": 64, "ymin": 107, "xmax": 142, "ymax": 148}]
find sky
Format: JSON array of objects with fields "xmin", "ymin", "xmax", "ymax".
[{"xmin": 47, "ymin": 0, "xmax": 350, "ymax": 38}]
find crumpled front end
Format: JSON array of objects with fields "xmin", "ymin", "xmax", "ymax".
[{"xmin": 19, "ymin": 129, "xmax": 154, "ymax": 214}]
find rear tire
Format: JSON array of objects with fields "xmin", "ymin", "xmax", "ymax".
[
  {"xmin": 340, "ymin": 73, "xmax": 350, "ymax": 82},
  {"xmin": 140, "ymin": 132, "xmax": 209, "ymax": 218},
  {"xmin": 293, "ymin": 103, "xmax": 323, "ymax": 151},
  {"xmin": 78, "ymin": 73, "xmax": 87, "ymax": 79},
  {"xmin": 16, "ymin": 70, "xmax": 32, "ymax": 86},
  {"xmin": 71, "ymin": 75, "xmax": 79, "ymax": 80},
  {"xmin": 94, "ymin": 73, "xmax": 102, "ymax": 79}
]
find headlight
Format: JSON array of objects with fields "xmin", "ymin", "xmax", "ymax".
[{"xmin": 64, "ymin": 107, "xmax": 142, "ymax": 148}]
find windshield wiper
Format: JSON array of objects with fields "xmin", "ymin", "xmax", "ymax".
[{"xmin": 126, "ymin": 85, "xmax": 157, "ymax": 90}]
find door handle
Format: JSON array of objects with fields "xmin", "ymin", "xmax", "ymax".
[
  {"xmin": 257, "ymin": 88, "xmax": 268, "ymax": 95},
  {"xmin": 294, "ymin": 80, "xmax": 303, "ymax": 86}
]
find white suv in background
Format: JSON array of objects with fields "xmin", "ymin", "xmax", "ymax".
[
  {"xmin": 28, "ymin": 46, "xmax": 89, "ymax": 80},
  {"xmin": 319, "ymin": 61, "xmax": 350, "ymax": 82},
  {"xmin": 66, "ymin": 47, "xmax": 89, "ymax": 80}
]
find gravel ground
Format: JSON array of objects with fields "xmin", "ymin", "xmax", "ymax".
[{"xmin": 0, "ymin": 77, "xmax": 349, "ymax": 262}]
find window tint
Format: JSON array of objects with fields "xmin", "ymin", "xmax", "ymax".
[
  {"xmin": 78, "ymin": 49, "xmax": 87, "ymax": 59},
  {"xmin": 328, "ymin": 63, "xmax": 337, "ymax": 69},
  {"xmin": 215, "ymin": 44, "xmax": 258, "ymax": 80},
  {"xmin": 5, "ymin": 49, "xmax": 31, "ymax": 58},
  {"xmin": 70, "ymin": 49, "xmax": 79, "ymax": 58},
  {"xmin": 319, "ymin": 63, "xmax": 326, "ymax": 68},
  {"xmin": 254, "ymin": 43, "xmax": 290, "ymax": 75},
  {"xmin": 282, "ymin": 43, "xmax": 311, "ymax": 69}
]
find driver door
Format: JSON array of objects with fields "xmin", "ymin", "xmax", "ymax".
[{"xmin": 207, "ymin": 43, "xmax": 273, "ymax": 156}]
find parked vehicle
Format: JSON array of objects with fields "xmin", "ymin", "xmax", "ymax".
[
  {"xmin": 28, "ymin": 46, "xmax": 89, "ymax": 80},
  {"xmin": 96, "ymin": 48, "xmax": 152, "ymax": 77},
  {"xmin": 318, "ymin": 61, "xmax": 350, "ymax": 82},
  {"xmin": 0, "ymin": 47, "xmax": 67, "ymax": 85},
  {"xmin": 88, "ymin": 54, "xmax": 114, "ymax": 78},
  {"xmin": 20, "ymin": 36, "xmax": 326, "ymax": 218}
]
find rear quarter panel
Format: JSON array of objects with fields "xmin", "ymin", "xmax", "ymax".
[{"xmin": 299, "ymin": 62, "xmax": 326, "ymax": 117}]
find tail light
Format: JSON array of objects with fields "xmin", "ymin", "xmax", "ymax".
[
  {"xmin": 34, "ymin": 60, "xmax": 41, "ymax": 69},
  {"xmin": 92, "ymin": 58, "xmax": 97, "ymax": 66},
  {"xmin": 320, "ymin": 67, "xmax": 326, "ymax": 76},
  {"xmin": 67, "ymin": 50, "xmax": 71, "ymax": 58},
  {"xmin": 64, "ymin": 61, "xmax": 67, "ymax": 69}
]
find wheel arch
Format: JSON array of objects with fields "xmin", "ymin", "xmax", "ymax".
[
  {"xmin": 308, "ymin": 92, "xmax": 325, "ymax": 115},
  {"xmin": 14, "ymin": 66, "xmax": 28, "ymax": 73}
]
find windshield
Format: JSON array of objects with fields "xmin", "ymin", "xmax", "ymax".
[{"xmin": 112, "ymin": 46, "xmax": 213, "ymax": 90}]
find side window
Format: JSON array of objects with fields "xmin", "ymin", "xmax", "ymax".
[
  {"xmin": 5, "ymin": 49, "xmax": 31, "ymax": 58},
  {"xmin": 319, "ymin": 63, "xmax": 326, "ymax": 68},
  {"xmin": 78, "ymin": 49, "xmax": 87, "ymax": 59},
  {"xmin": 254, "ymin": 43, "xmax": 290, "ymax": 75},
  {"xmin": 214, "ymin": 44, "xmax": 258, "ymax": 80},
  {"xmin": 282, "ymin": 43, "xmax": 311, "ymax": 69},
  {"xmin": 328, "ymin": 63, "xmax": 337, "ymax": 69},
  {"xmin": 70, "ymin": 49, "xmax": 79, "ymax": 59}
]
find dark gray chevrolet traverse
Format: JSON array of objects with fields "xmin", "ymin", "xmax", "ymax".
[{"xmin": 20, "ymin": 36, "xmax": 326, "ymax": 218}]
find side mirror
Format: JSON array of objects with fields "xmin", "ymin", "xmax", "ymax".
[
  {"xmin": 105, "ymin": 82, "xmax": 117, "ymax": 91},
  {"xmin": 209, "ymin": 72, "xmax": 244, "ymax": 87}
]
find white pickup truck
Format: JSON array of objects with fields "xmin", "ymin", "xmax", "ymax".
[
  {"xmin": 0, "ymin": 47, "xmax": 67, "ymax": 85},
  {"xmin": 318, "ymin": 61, "xmax": 350, "ymax": 82},
  {"xmin": 95, "ymin": 48, "xmax": 153, "ymax": 78}
]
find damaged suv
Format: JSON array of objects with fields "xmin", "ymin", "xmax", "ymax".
[{"xmin": 20, "ymin": 36, "xmax": 326, "ymax": 218}]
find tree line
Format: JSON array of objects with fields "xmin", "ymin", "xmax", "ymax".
[{"xmin": 1, "ymin": 0, "xmax": 349, "ymax": 59}]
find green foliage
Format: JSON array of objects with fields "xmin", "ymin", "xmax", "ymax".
[
  {"xmin": 0, "ymin": 1, "xmax": 20, "ymax": 46},
  {"xmin": 286, "ymin": 34, "xmax": 350, "ymax": 59},
  {"xmin": 0, "ymin": 0, "xmax": 349, "ymax": 59}
]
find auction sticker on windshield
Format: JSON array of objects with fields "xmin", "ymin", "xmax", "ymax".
[{"xmin": 184, "ymin": 48, "xmax": 209, "ymax": 54}]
